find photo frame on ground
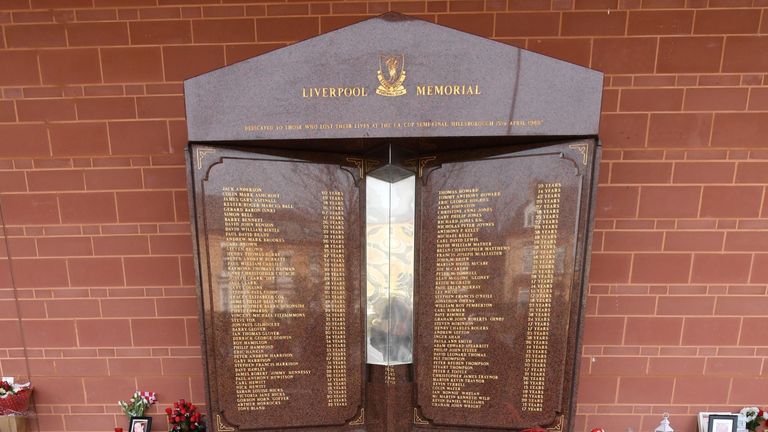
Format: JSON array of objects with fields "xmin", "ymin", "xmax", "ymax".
[
  {"xmin": 699, "ymin": 412, "xmax": 732, "ymax": 432},
  {"xmin": 708, "ymin": 414, "xmax": 738, "ymax": 432},
  {"xmin": 129, "ymin": 416, "xmax": 152, "ymax": 432}
]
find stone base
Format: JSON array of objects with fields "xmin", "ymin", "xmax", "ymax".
[{"xmin": 0, "ymin": 416, "xmax": 27, "ymax": 432}]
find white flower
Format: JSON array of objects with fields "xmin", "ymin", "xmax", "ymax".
[
  {"xmin": 763, "ymin": 412, "xmax": 768, "ymax": 420},
  {"xmin": 740, "ymin": 407, "xmax": 759, "ymax": 421}
]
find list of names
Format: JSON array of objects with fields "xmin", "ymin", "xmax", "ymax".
[
  {"xmin": 222, "ymin": 186, "xmax": 310, "ymax": 411},
  {"xmin": 430, "ymin": 188, "xmax": 509, "ymax": 409}
]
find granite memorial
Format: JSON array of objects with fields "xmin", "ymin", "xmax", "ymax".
[{"xmin": 186, "ymin": 12, "xmax": 602, "ymax": 432}]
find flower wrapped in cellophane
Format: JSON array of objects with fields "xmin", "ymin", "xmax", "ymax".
[
  {"xmin": 0, "ymin": 380, "xmax": 32, "ymax": 416},
  {"xmin": 118, "ymin": 391, "xmax": 157, "ymax": 418}
]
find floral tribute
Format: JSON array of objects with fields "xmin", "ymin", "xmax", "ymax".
[
  {"xmin": 0, "ymin": 380, "xmax": 32, "ymax": 415},
  {"xmin": 118, "ymin": 391, "xmax": 157, "ymax": 418},
  {"xmin": 165, "ymin": 399, "xmax": 206, "ymax": 431},
  {"xmin": 740, "ymin": 407, "xmax": 768, "ymax": 432}
]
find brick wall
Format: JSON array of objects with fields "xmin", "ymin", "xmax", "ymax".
[{"xmin": 0, "ymin": 1, "xmax": 766, "ymax": 431}]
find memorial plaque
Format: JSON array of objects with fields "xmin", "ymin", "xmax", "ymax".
[
  {"xmin": 185, "ymin": 12, "xmax": 604, "ymax": 432},
  {"xmin": 190, "ymin": 147, "xmax": 365, "ymax": 430},
  {"xmin": 413, "ymin": 141, "xmax": 596, "ymax": 430}
]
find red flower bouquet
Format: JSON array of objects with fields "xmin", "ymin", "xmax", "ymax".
[
  {"xmin": 165, "ymin": 399, "xmax": 206, "ymax": 431},
  {"xmin": 0, "ymin": 380, "xmax": 32, "ymax": 416}
]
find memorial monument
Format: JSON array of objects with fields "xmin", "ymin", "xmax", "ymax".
[{"xmin": 185, "ymin": 12, "xmax": 602, "ymax": 432}]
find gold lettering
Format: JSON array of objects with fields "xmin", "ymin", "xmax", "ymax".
[
  {"xmin": 322, "ymin": 190, "xmax": 348, "ymax": 407},
  {"xmin": 430, "ymin": 188, "xmax": 507, "ymax": 409},
  {"xmin": 222, "ymin": 186, "xmax": 309, "ymax": 412},
  {"xmin": 521, "ymin": 182, "xmax": 562, "ymax": 412},
  {"xmin": 414, "ymin": 84, "xmax": 482, "ymax": 97},
  {"xmin": 301, "ymin": 87, "xmax": 369, "ymax": 98}
]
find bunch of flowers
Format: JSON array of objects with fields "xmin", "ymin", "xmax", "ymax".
[
  {"xmin": 0, "ymin": 381, "xmax": 15, "ymax": 398},
  {"xmin": 118, "ymin": 391, "xmax": 157, "ymax": 418},
  {"xmin": 165, "ymin": 399, "xmax": 206, "ymax": 431},
  {"xmin": 740, "ymin": 407, "xmax": 768, "ymax": 432},
  {"xmin": 0, "ymin": 380, "xmax": 32, "ymax": 415}
]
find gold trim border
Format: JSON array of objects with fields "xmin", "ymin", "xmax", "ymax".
[
  {"xmin": 404, "ymin": 156, "xmax": 437, "ymax": 178},
  {"xmin": 216, "ymin": 414, "xmax": 235, "ymax": 432},
  {"xmin": 413, "ymin": 408, "xmax": 429, "ymax": 425},
  {"xmin": 345, "ymin": 158, "xmax": 380, "ymax": 178},
  {"xmin": 196, "ymin": 147, "xmax": 215, "ymax": 170},
  {"xmin": 349, "ymin": 408, "xmax": 365, "ymax": 426},
  {"xmin": 568, "ymin": 143, "xmax": 588, "ymax": 166},
  {"xmin": 547, "ymin": 415, "xmax": 565, "ymax": 432}
]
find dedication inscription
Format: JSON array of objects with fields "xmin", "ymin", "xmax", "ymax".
[
  {"xmin": 195, "ymin": 151, "xmax": 363, "ymax": 430},
  {"xmin": 416, "ymin": 143, "xmax": 587, "ymax": 430}
]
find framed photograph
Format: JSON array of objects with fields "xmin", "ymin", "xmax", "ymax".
[
  {"xmin": 708, "ymin": 414, "xmax": 738, "ymax": 432},
  {"xmin": 699, "ymin": 412, "xmax": 732, "ymax": 432},
  {"xmin": 129, "ymin": 417, "xmax": 152, "ymax": 432}
]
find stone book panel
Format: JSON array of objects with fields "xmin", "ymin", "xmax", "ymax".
[
  {"xmin": 190, "ymin": 146, "xmax": 364, "ymax": 431},
  {"xmin": 414, "ymin": 141, "xmax": 595, "ymax": 431},
  {"xmin": 188, "ymin": 140, "xmax": 597, "ymax": 432}
]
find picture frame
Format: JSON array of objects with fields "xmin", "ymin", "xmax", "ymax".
[
  {"xmin": 708, "ymin": 414, "xmax": 738, "ymax": 432},
  {"xmin": 699, "ymin": 412, "xmax": 732, "ymax": 432},
  {"xmin": 129, "ymin": 416, "xmax": 152, "ymax": 432}
]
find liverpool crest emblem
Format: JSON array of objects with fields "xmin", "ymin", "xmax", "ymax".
[{"xmin": 376, "ymin": 54, "xmax": 407, "ymax": 97}]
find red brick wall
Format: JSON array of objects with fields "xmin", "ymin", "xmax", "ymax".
[{"xmin": 0, "ymin": 1, "xmax": 766, "ymax": 431}]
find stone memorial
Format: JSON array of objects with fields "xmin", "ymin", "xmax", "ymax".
[{"xmin": 186, "ymin": 12, "xmax": 602, "ymax": 432}]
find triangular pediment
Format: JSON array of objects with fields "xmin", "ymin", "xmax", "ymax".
[{"xmin": 185, "ymin": 12, "xmax": 603, "ymax": 142}]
